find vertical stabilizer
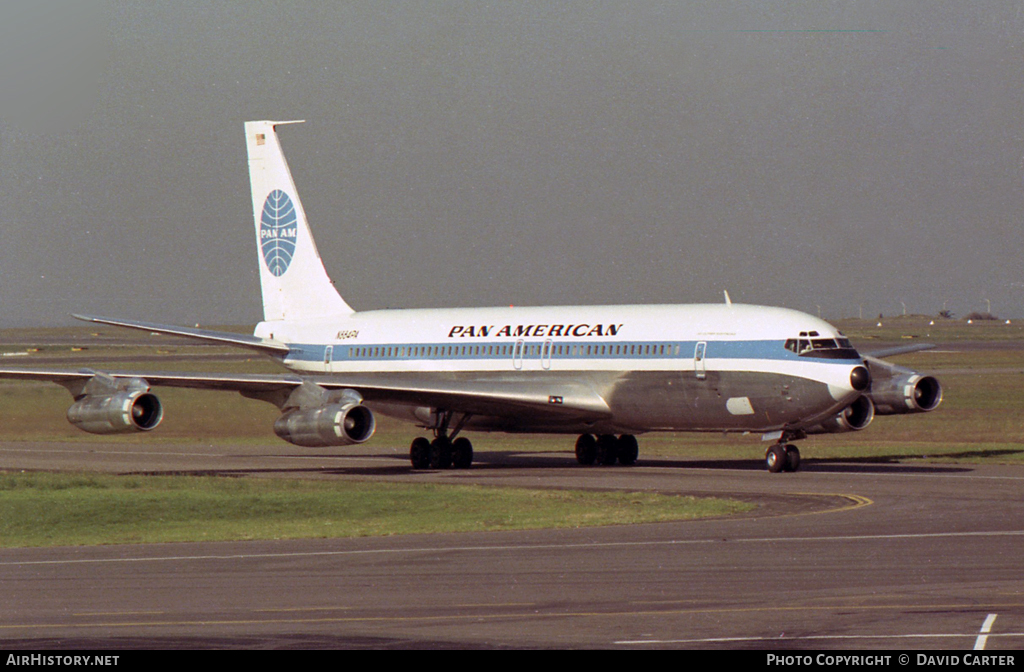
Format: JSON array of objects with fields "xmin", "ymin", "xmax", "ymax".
[{"xmin": 245, "ymin": 120, "xmax": 354, "ymax": 321}]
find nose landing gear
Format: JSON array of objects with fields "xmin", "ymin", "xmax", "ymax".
[
  {"xmin": 766, "ymin": 442, "xmax": 801, "ymax": 473},
  {"xmin": 764, "ymin": 429, "xmax": 805, "ymax": 473}
]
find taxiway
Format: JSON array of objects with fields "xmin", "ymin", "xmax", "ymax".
[{"xmin": 0, "ymin": 442, "xmax": 1022, "ymax": 649}]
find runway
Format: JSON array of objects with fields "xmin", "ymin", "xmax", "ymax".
[{"xmin": 1, "ymin": 442, "xmax": 1022, "ymax": 649}]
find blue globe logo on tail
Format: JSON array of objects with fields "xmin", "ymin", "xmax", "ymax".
[{"xmin": 260, "ymin": 190, "xmax": 299, "ymax": 277}]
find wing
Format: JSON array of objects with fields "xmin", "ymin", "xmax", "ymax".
[
  {"xmin": 0, "ymin": 366, "xmax": 612, "ymax": 423},
  {"xmin": 5, "ymin": 313, "xmax": 611, "ymax": 438}
]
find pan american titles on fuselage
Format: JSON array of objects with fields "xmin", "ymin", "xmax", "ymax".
[{"xmin": 447, "ymin": 324, "xmax": 624, "ymax": 338}]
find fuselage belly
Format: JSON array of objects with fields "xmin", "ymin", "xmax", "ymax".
[{"xmin": 280, "ymin": 349, "xmax": 861, "ymax": 435}]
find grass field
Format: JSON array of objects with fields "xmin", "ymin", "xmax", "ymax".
[
  {"xmin": 0, "ymin": 472, "xmax": 751, "ymax": 548},
  {"xmin": 831, "ymin": 315, "xmax": 1022, "ymax": 344}
]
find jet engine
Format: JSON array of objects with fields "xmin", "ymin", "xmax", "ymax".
[
  {"xmin": 273, "ymin": 401, "xmax": 376, "ymax": 447},
  {"xmin": 806, "ymin": 394, "xmax": 875, "ymax": 434},
  {"xmin": 868, "ymin": 373, "xmax": 942, "ymax": 415},
  {"xmin": 66, "ymin": 389, "xmax": 164, "ymax": 434},
  {"xmin": 863, "ymin": 357, "xmax": 943, "ymax": 415}
]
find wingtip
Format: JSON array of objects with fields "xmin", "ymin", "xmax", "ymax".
[{"xmin": 863, "ymin": 342, "xmax": 937, "ymax": 359}]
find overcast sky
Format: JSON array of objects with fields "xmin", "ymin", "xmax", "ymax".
[{"xmin": 1, "ymin": 1, "xmax": 1021, "ymax": 327}]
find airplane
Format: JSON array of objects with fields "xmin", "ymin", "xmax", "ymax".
[{"xmin": 0, "ymin": 120, "xmax": 943, "ymax": 473}]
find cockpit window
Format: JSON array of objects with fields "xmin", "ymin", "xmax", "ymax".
[{"xmin": 785, "ymin": 334, "xmax": 858, "ymax": 358}]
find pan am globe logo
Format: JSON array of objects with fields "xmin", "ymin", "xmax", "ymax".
[{"xmin": 260, "ymin": 189, "xmax": 299, "ymax": 276}]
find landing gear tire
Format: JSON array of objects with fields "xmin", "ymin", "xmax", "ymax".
[
  {"xmin": 766, "ymin": 444, "xmax": 788, "ymax": 473},
  {"xmin": 410, "ymin": 437, "xmax": 431, "ymax": 470},
  {"xmin": 452, "ymin": 437, "xmax": 473, "ymax": 469},
  {"xmin": 617, "ymin": 434, "xmax": 639, "ymax": 466},
  {"xmin": 784, "ymin": 445, "xmax": 801, "ymax": 472},
  {"xmin": 596, "ymin": 434, "xmax": 619, "ymax": 465},
  {"xmin": 575, "ymin": 434, "xmax": 597, "ymax": 465},
  {"xmin": 429, "ymin": 437, "xmax": 453, "ymax": 470},
  {"xmin": 577, "ymin": 433, "xmax": 640, "ymax": 466}
]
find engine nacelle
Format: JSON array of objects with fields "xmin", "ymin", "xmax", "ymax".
[
  {"xmin": 67, "ymin": 391, "xmax": 164, "ymax": 434},
  {"xmin": 806, "ymin": 394, "xmax": 875, "ymax": 434},
  {"xmin": 273, "ymin": 402, "xmax": 376, "ymax": 447},
  {"xmin": 868, "ymin": 373, "xmax": 943, "ymax": 415}
]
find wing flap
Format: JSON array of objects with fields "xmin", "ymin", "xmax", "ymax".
[{"xmin": 314, "ymin": 375, "xmax": 612, "ymax": 421}]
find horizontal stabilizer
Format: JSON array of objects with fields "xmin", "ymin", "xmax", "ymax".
[{"xmin": 72, "ymin": 314, "xmax": 290, "ymax": 355}]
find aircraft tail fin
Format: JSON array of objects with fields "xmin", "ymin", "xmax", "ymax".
[{"xmin": 245, "ymin": 120, "xmax": 354, "ymax": 321}]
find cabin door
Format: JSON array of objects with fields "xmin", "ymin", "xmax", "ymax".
[
  {"xmin": 512, "ymin": 339, "xmax": 525, "ymax": 370},
  {"xmin": 694, "ymin": 341, "xmax": 707, "ymax": 380}
]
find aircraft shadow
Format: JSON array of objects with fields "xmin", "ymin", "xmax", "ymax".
[
  {"xmin": 117, "ymin": 447, "xmax": 1010, "ymax": 478},
  {"xmin": 468, "ymin": 450, "xmax": 981, "ymax": 475}
]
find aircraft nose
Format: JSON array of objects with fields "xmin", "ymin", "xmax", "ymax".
[{"xmin": 850, "ymin": 365, "xmax": 871, "ymax": 392}]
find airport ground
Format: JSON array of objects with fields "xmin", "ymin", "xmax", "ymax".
[{"xmin": 0, "ymin": 317, "xmax": 1021, "ymax": 649}]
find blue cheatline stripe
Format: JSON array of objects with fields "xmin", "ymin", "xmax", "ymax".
[{"xmin": 282, "ymin": 339, "xmax": 862, "ymax": 365}]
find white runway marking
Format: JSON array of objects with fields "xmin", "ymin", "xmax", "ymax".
[
  {"xmin": 617, "ymin": 631, "xmax": 1023, "ymax": 646},
  {"xmin": 975, "ymin": 613, "xmax": 997, "ymax": 650},
  {"xmin": 620, "ymin": 612, "xmax": 1019, "ymax": 648}
]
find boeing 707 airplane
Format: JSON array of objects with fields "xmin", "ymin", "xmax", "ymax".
[{"xmin": 0, "ymin": 121, "xmax": 942, "ymax": 472}]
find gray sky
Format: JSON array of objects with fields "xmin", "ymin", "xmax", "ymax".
[{"xmin": 1, "ymin": 1, "xmax": 1022, "ymax": 327}]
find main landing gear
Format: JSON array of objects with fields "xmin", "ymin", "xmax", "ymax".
[
  {"xmin": 575, "ymin": 433, "xmax": 639, "ymax": 466},
  {"xmin": 410, "ymin": 410, "xmax": 474, "ymax": 470}
]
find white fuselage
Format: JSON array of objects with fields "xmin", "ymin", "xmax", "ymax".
[{"xmin": 254, "ymin": 302, "xmax": 867, "ymax": 435}]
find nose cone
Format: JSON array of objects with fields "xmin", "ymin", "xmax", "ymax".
[{"xmin": 850, "ymin": 365, "xmax": 871, "ymax": 392}]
